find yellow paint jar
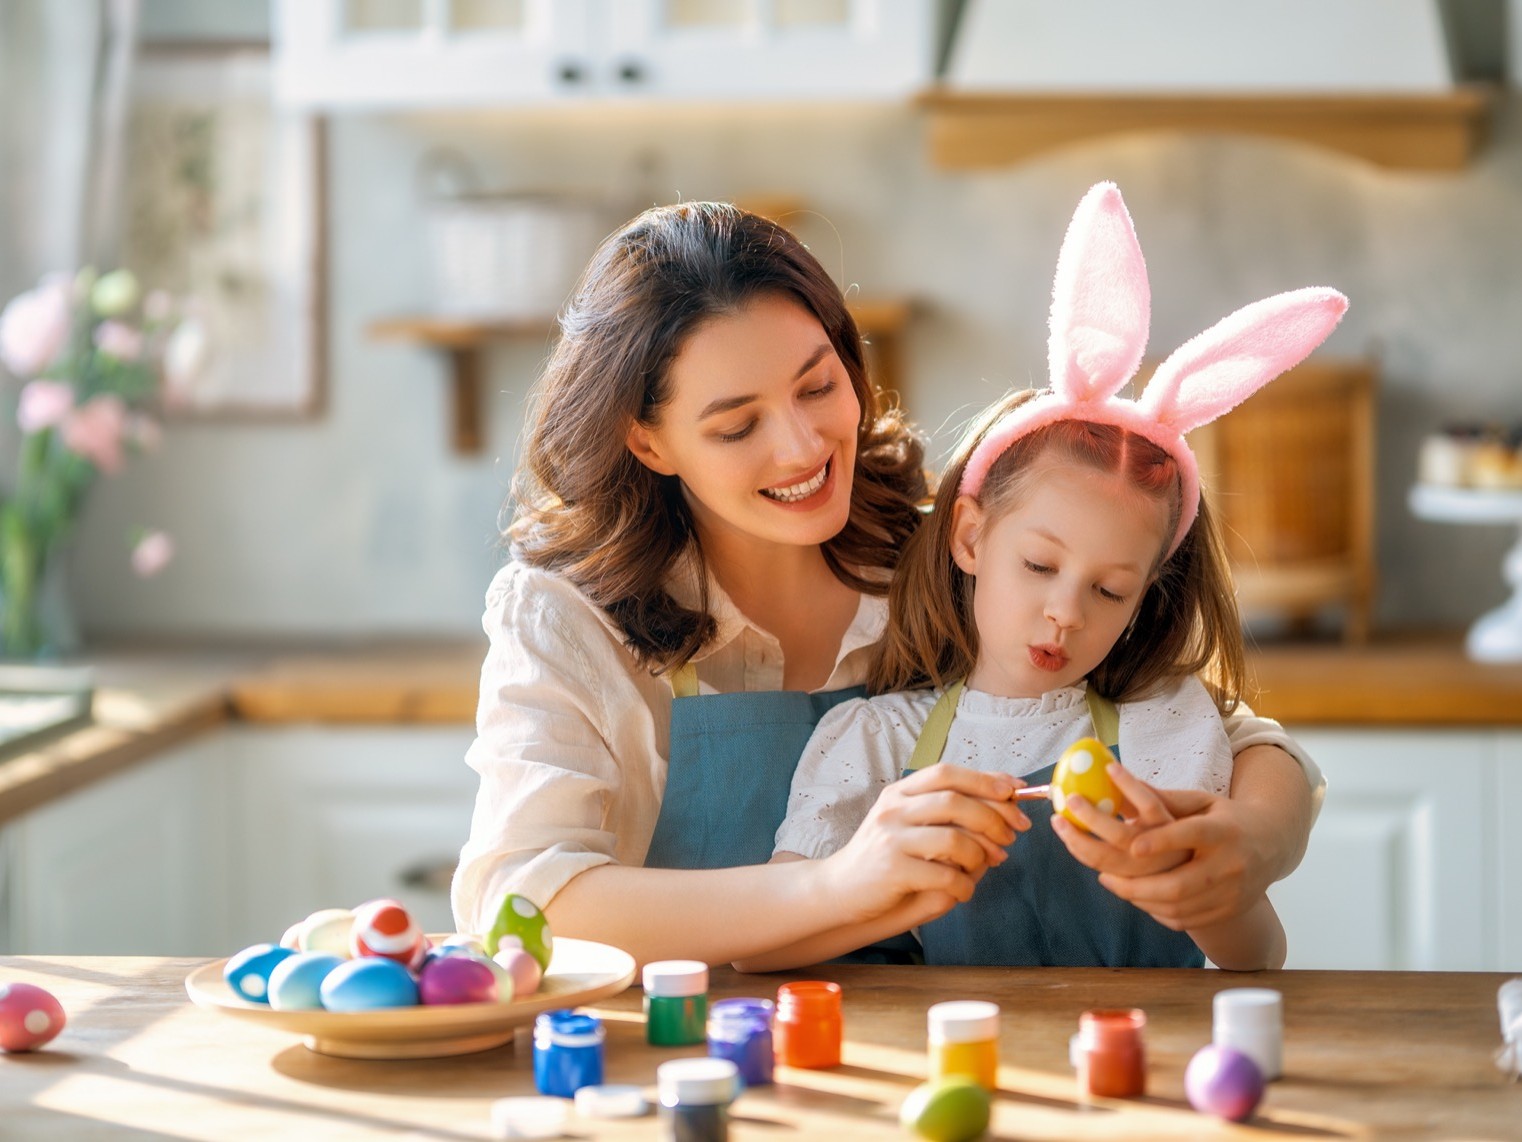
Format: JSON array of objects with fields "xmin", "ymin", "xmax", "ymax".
[{"xmin": 927, "ymin": 1000, "xmax": 1000, "ymax": 1090}]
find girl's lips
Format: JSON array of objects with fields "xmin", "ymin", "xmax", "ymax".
[{"xmin": 1029, "ymin": 644, "xmax": 1069, "ymax": 672}]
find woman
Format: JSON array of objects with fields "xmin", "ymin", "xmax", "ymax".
[{"xmin": 451, "ymin": 202, "xmax": 1317, "ymax": 965}]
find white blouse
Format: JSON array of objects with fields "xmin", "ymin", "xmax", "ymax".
[{"xmin": 450, "ymin": 557, "xmax": 1325, "ymax": 937}]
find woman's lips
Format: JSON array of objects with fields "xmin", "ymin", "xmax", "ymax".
[
  {"xmin": 1029, "ymin": 644, "xmax": 1069, "ymax": 672},
  {"xmin": 760, "ymin": 457, "xmax": 834, "ymax": 509}
]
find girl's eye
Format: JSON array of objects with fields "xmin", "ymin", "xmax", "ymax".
[
  {"xmin": 1097, "ymin": 586, "xmax": 1128, "ymax": 603},
  {"xmin": 1023, "ymin": 560, "xmax": 1053, "ymax": 575},
  {"xmin": 716, "ymin": 421, "xmax": 756, "ymax": 443}
]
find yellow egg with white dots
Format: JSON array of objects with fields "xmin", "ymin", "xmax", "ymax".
[{"xmin": 1051, "ymin": 737, "xmax": 1123, "ymax": 832}]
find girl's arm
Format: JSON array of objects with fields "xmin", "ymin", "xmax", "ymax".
[{"xmin": 1187, "ymin": 896, "xmax": 1287, "ymax": 971}]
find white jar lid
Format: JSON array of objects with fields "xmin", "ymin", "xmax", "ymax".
[
  {"xmin": 490, "ymin": 1096, "xmax": 569, "ymax": 1140},
  {"xmin": 657, "ymin": 1057, "xmax": 740, "ymax": 1106},
  {"xmin": 574, "ymin": 1083, "xmax": 649, "ymax": 1118},
  {"xmin": 1214, "ymin": 987, "xmax": 1283, "ymax": 1025},
  {"xmin": 643, "ymin": 959, "xmax": 709, "ymax": 997},
  {"xmin": 927, "ymin": 1000, "xmax": 1000, "ymax": 1042}
]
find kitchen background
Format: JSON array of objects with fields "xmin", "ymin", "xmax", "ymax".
[{"xmin": 2, "ymin": 1, "xmax": 1520, "ymax": 973}]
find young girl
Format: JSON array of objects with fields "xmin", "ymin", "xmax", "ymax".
[{"xmin": 750, "ymin": 182, "xmax": 1348, "ymax": 972}]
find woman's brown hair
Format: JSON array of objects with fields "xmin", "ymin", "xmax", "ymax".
[
  {"xmin": 869, "ymin": 389, "xmax": 1245, "ymax": 713},
  {"xmin": 510, "ymin": 202, "xmax": 928, "ymax": 673}
]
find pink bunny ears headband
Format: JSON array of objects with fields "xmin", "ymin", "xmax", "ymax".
[{"xmin": 960, "ymin": 182, "xmax": 1349, "ymax": 556}]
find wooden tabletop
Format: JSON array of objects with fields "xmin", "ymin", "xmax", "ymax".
[{"xmin": 2, "ymin": 956, "xmax": 1515, "ymax": 1139}]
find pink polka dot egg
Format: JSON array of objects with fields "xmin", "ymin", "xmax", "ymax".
[
  {"xmin": 0, "ymin": 982, "xmax": 66, "ymax": 1052},
  {"xmin": 349, "ymin": 898, "xmax": 427, "ymax": 969}
]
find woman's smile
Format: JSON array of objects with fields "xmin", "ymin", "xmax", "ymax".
[{"xmin": 761, "ymin": 457, "xmax": 834, "ymax": 507}]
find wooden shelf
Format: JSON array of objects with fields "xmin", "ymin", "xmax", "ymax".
[
  {"xmin": 369, "ymin": 300, "xmax": 914, "ymax": 455},
  {"xmin": 918, "ymin": 85, "xmax": 1497, "ymax": 172}
]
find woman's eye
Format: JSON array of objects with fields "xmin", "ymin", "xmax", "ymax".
[
  {"xmin": 1022, "ymin": 560, "xmax": 1052, "ymax": 575},
  {"xmin": 716, "ymin": 421, "xmax": 756, "ymax": 443},
  {"xmin": 802, "ymin": 378, "xmax": 838, "ymax": 400}
]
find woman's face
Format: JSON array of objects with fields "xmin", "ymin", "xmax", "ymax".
[
  {"xmin": 950, "ymin": 460, "xmax": 1169, "ymax": 699},
  {"xmin": 627, "ymin": 293, "xmax": 861, "ymax": 555}
]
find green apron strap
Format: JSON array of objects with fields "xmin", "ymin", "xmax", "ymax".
[
  {"xmin": 1084, "ymin": 687, "xmax": 1121, "ymax": 755},
  {"xmin": 904, "ymin": 679, "xmax": 965, "ymax": 774},
  {"xmin": 668, "ymin": 662, "xmax": 700, "ymax": 699}
]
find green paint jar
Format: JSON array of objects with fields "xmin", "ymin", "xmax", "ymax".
[{"xmin": 643, "ymin": 960, "xmax": 709, "ymax": 1047}]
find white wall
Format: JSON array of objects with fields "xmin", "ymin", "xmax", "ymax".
[{"xmin": 61, "ymin": 5, "xmax": 1522, "ymax": 640}]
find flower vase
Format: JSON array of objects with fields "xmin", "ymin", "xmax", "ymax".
[{"xmin": 0, "ymin": 539, "xmax": 80, "ymax": 662}]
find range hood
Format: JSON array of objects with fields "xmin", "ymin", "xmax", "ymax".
[{"xmin": 922, "ymin": 0, "xmax": 1493, "ymax": 171}]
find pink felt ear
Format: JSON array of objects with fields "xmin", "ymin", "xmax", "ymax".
[
  {"xmin": 1138, "ymin": 287, "xmax": 1349, "ymax": 434},
  {"xmin": 1048, "ymin": 182, "xmax": 1152, "ymax": 402}
]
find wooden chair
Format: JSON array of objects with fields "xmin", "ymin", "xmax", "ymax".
[{"xmin": 1184, "ymin": 359, "xmax": 1378, "ymax": 643}]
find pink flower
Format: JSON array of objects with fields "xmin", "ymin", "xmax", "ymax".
[
  {"xmin": 131, "ymin": 530, "xmax": 174, "ymax": 577},
  {"xmin": 94, "ymin": 320, "xmax": 143, "ymax": 361},
  {"xmin": 0, "ymin": 275, "xmax": 72, "ymax": 377},
  {"xmin": 61, "ymin": 393, "xmax": 129, "ymax": 474},
  {"xmin": 16, "ymin": 379, "xmax": 76, "ymax": 433}
]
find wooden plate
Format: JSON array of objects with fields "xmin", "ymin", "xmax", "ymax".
[{"xmin": 184, "ymin": 937, "xmax": 636, "ymax": 1059}]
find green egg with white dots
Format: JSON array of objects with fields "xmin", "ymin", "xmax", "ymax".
[
  {"xmin": 484, "ymin": 893, "xmax": 553, "ymax": 972},
  {"xmin": 898, "ymin": 1077, "xmax": 991, "ymax": 1142}
]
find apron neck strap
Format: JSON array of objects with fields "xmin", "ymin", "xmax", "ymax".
[
  {"xmin": 1084, "ymin": 687, "xmax": 1121, "ymax": 754},
  {"xmin": 668, "ymin": 662, "xmax": 700, "ymax": 699},
  {"xmin": 904, "ymin": 679, "xmax": 964, "ymax": 773}
]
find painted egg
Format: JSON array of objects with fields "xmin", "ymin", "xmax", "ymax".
[
  {"xmin": 268, "ymin": 952, "xmax": 346, "ymax": 1011},
  {"xmin": 349, "ymin": 898, "xmax": 425, "ymax": 968},
  {"xmin": 224, "ymin": 943, "xmax": 297, "ymax": 1004},
  {"xmin": 0, "ymin": 982, "xmax": 66, "ymax": 1052},
  {"xmin": 1185, "ymin": 1044, "xmax": 1265, "ymax": 1122},
  {"xmin": 493, "ymin": 947, "xmax": 543, "ymax": 996},
  {"xmin": 485, "ymin": 894, "xmax": 552, "ymax": 971},
  {"xmin": 297, "ymin": 908, "xmax": 356, "ymax": 958},
  {"xmin": 1051, "ymin": 736, "xmax": 1124, "ymax": 832},
  {"xmin": 898, "ymin": 1077, "xmax": 991, "ymax": 1142},
  {"xmin": 419, "ymin": 955, "xmax": 499, "ymax": 1006},
  {"xmin": 472, "ymin": 954, "xmax": 518, "ymax": 1004},
  {"xmin": 279, "ymin": 920, "xmax": 303, "ymax": 951},
  {"xmin": 439, "ymin": 934, "xmax": 486, "ymax": 957},
  {"xmin": 320, "ymin": 957, "xmax": 420, "ymax": 1011}
]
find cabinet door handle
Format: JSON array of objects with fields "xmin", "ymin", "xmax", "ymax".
[
  {"xmin": 397, "ymin": 857, "xmax": 457, "ymax": 893},
  {"xmin": 615, "ymin": 58, "xmax": 645, "ymax": 84},
  {"xmin": 556, "ymin": 59, "xmax": 586, "ymax": 85}
]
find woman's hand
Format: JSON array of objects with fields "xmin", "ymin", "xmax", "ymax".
[
  {"xmin": 817, "ymin": 764, "xmax": 1030, "ymax": 926},
  {"xmin": 1050, "ymin": 763, "xmax": 1190, "ymax": 879}
]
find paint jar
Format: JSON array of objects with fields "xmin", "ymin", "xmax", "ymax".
[
  {"xmin": 927, "ymin": 1000, "xmax": 1000, "ymax": 1089},
  {"xmin": 532, "ymin": 1010, "xmax": 604, "ymax": 1098},
  {"xmin": 1213, "ymin": 988, "xmax": 1283, "ymax": 1080},
  {"xmin": 707, "ymin": 997, "xmax": 774, "ymax": 1087},
  {"xmin": 774, "ymin": 980, "xmax": 843, "ymax": 1069},
  {"xmin": 657, "ymin": 1057, "xmax": 740, "ymax": 1142},
  {"xmin": 644, "ymin": 960, "xmax": 709, "ymax": 1047},
  {"xmin": 1074, "ymin": 1008, "xmax": 1147, "ymax": 1098}
]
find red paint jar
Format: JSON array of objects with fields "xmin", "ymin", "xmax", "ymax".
[
  {"xmin": 1075, "ymin": 1008, "xmax": 1147, "ymax": 1098},
  {"xmin": 774, "ymin": 981, "xmax": 842, "ymax": 1069}
]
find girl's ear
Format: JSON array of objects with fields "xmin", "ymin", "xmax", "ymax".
[
  {"xmin": 626, "ymin": 421, "xmax": 678, "ymax": 476},
  {"xmin": 949, "ymin": 495, "xmax": 985, "ymax": 575}
]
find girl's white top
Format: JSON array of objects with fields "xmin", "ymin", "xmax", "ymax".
[
  {"xmin": 451, "ymin": 557, "xmax": 1324, "ymax": 937},
  {"xmin": 775, "ymin": 677, "xmax": 1234, "ymax": 860}
]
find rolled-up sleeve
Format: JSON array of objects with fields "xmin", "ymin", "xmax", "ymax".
[
  {"xmin": 1223, "ymin": 700, "xmax": 1326, "ymax": 821},
  {"xmin": 451, "ymin": 565, "xmax": 662, "ymax": 937}
]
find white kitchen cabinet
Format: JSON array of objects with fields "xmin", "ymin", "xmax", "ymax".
[
  {"xmin": 1271, "ymin": 728, "xmax": 1515, "ymax": 971},
  {"xmin": 273, "ymin": 0, "xmax": 936, "ymax": 108},
  {"xmin": 227, "ymin": 725, "xmax": 478, "ymax": 948},
  {"xmin": 0, "ymin": 736, "xmax": 234, "ymax": 956}
]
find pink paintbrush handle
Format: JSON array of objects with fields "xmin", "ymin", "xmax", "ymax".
[{"xmin": 1014, "ymin": 784, "xmax": 1051, "ymax": 801}]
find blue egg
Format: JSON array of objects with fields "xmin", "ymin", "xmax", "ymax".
[
  {"xmin": 268, "ymin": 952, "xmax": 346, "ymax": 1011},
  {"xmin": 320, "ymin": 957, "xmax": 420, "ymax": 1011},
  {"xmin": 224, "ymin": 943, "xmax": 297, "ymax": 1004}
]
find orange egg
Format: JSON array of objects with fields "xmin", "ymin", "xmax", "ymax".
[{"xmin": 1050, "ymin": 737, "xmax": 1123, "ymax": 832}]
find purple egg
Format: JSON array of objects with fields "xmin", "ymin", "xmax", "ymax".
[
  {"xmin": 418, "ymin": 954, "xmax": 499, "ymax": 1006},
  {"xmin": 1185, "ymin": 1044, "xmax": 1265, "ymax": 1122}
]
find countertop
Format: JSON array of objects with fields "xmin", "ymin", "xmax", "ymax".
[
  {"xmin": 1, "ymin": 955, "xmax": 1515, "ymax": 1139},
  {"xmin": 3, "ymin": 633, "xmax": 1521, "ymax": 828}
]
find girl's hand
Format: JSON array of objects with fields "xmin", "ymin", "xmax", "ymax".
[
  {"xmin": 818, "ymin": 764, "xmax": 1031, "ymax": 926},
  {"xmin": 1051, "ymin": 764, "xmax": 1190, "ymax": 879}
]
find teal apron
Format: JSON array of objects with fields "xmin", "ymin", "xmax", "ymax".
[
  {"xmin": 644, "ymin": 663, "xmax": 866, "ymax": 870},
  {"xmin": 903, "ymin": 681, "xmax": 1204, "ymax": 968}
]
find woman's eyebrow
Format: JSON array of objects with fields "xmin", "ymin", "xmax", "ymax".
[{"xmin": 695, "ymin": 344, "xmax": 834, "ymax": 420}]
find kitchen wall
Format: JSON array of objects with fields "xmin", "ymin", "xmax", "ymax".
[{"xmin": 70, "ymin": 2, "xmax": 1522, "ymax": 641}]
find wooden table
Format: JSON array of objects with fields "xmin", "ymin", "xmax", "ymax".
[{"xmin": 2, "ymin": 958, "xmax": 1515, "ymax": 1139}]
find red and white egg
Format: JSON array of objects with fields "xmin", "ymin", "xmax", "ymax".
[{"xmin": 348, "ymin": 898, "xmax": 427, "ymax": 969}]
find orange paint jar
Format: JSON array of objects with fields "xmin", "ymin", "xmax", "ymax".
[
  {"xmin": 1075, "ymin": 1008, "xmax": 1147, "ymax": 1099},
  {"xmin": 774, "ymin": 981, "xmax": 842, "ymax": 1069}
]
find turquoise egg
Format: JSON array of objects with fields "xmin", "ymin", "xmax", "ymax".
[
  {"xmin": 268, "ymin": 952, "xmax": 346, "ymax": 1011},
  {"xmin": 224, "ymin": 944, "xmax": 297, "ymax": 1005},
  {"xmin": 319, "ymin": 957, "xmax": 420, "ymax": 1011}
]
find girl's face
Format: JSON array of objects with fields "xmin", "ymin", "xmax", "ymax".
[
  {"xmin": 626, "ymin": 293, "xmax": 861, "ymax": 557},
  {"xmin": 950, "ymin": 460, "xmax": 1170, "ymax": 699}
]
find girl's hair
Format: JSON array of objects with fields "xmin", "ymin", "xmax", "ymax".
[
  {"xmin": 869, "ymin": 388, "xmax": 1245, "ymax": 713},
  {"xmin": 510, "ymin": 201, "xmax": 928, "ymax": 673}
]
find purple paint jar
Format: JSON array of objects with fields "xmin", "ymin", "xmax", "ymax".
[{"xmin": 706, "ymin": 997, "xmax": 774, "ymax": 1087}]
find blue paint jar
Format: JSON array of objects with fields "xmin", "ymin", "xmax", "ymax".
[
  {"xmin": 707, "ymin": 998, "xmax": 774, "ymax": 1087},
  {"xmin": 533, "ymin": 1010, "xmax": 605, "ymax": 1098}
]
